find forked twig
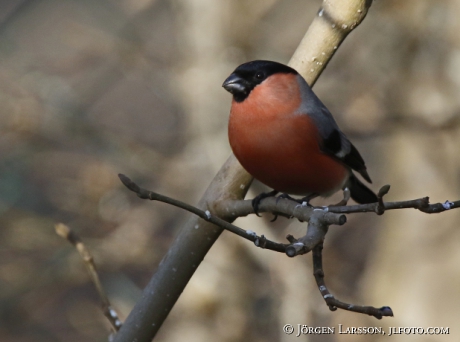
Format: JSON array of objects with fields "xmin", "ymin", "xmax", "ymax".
[
  {"xmin": 118, "ymin": 174, "xmax": 288, "ymax": 253},
  {"xmin": 312, "ymin": 243, "xmax": 394, "ymax": 319}
]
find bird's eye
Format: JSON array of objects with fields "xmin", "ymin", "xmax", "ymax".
[{"xmin": 255, "ymin": 72, "xmax": 264, "ymax": 80}]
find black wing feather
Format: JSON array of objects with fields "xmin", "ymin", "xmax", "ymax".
[
  {"xmin": 322, "ymin": 129, "xmax": 372, "ymax": 183},
  {"xmin": 322, "ymin": 129, "xmax": 342, "ymax": 154}
]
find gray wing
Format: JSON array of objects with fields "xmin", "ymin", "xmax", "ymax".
[{"xmin": 295, "ymin": 75, "xmax": 372, "ymax": 183}]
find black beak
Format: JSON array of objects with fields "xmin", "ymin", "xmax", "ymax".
[{"xmin": 222, "ymin": 74, "xmax": 247, "ymax": 94}]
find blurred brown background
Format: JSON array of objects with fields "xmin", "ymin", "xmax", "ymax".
[{"xmin": 1, "ymin": 0, "xmax": 460, "ymax": 341}]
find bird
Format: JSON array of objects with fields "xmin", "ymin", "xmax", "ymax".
[{"xmin": 222, "ymin": 60, "xmax": 377, "ymax": 213}]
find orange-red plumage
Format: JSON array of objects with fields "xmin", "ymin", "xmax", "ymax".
[
  {"xmin": 223, "ymin": 60, "xmax": 376, "ymax": 205},
  {"xmin": 229, "ymin": 74, "xmax": 348, "ymax": 195}
]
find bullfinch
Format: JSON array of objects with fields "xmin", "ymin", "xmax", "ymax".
[{"xmin": 222, "ymin": 60, "xmax": 377, "ymax": 212}]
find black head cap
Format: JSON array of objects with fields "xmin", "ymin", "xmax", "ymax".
[{"xmin": 222, "ymin": 60, "xmax": 298, "ymax": 102}]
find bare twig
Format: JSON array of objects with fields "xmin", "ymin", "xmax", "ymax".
[
  {"xmin": 285, "ymin": 209, "xmax": 331, "ymax": 257},
  {"xmin": 312, "ymin": 243, "xmax": 394, "ymax": 319},
  {"xmin": 215, "ymin": 185, "xmax": 460, "ymax": 219},
  {"xmin": 119, "ymin": 174, "xmax": 460, "ymax": 258},
  {"xmin": 213, "ymin": 196, "xmax": 347, "ymax": 225},
  {"xmin": 55, "ymin": 223, "xmax": 122, "ymax": 332},
  {"xmin": 118, "ymin": 175, "xmax": 460, "ymax": 319},
  {"xmin": 119, "ymin": 174, "xmax": 287, "ymax": 253},
  {"xmin": 119, "ymin": 174, "xmax": 351, "ymax": 257},
  {"xmin": 327, "ymin": 184, "xmax": 460, "ymax": 214}
]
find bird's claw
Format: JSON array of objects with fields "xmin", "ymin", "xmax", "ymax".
[
  {"xmin": 251, "ymin": 190, "xmax": 279, "ymax": 216},
  {"xmin": 275, "ymin": 193, "xmax": 298, "ymax": 204}
]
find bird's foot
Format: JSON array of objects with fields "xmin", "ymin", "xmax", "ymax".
[
  {"xmin": 274, "ymin": 193, "xmax": 318, "ymax": 222},
  {"xmin": 271, "ymin": 193, "xmax": 311, "ymax": 222},
  {"xmin": 252, "ymin": 190, "xmax": 279, "ymax": 216},
  {"xmin": 300, "ymin": 193, "xmax": 318, "ymax": 205},
  {"xmin": 274, "ymin": 193, "xmax": 297, "ymax": 203},
  {"xmin": 276, "ymin": 193, "xmax": 318, "ymax": 207}
]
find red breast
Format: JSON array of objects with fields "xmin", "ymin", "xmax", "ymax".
[{"xmin": 228, "ymin": 73, "xmax": 349, "ymax": 196}]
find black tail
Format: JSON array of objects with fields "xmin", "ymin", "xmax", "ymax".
[{"xmin": 347, "ymin": 173, "xmax": 378, "ymax": 204}]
